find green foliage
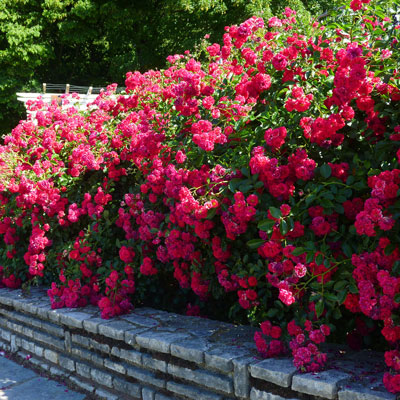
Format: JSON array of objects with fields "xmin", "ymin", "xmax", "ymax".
[{"xmin": 0, "ymin": 0, "xmax": 340, "ymax": 135}]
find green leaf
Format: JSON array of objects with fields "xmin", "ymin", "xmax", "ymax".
[
  {"xmin": 384, "ymin": 243, "xmax": 397, "ymax": 256},
  {"xmin": 269, "ymin": 206, "xmax": 281, "ymax": 219},
  {"xmin": 342, "ymin": 243, "xmax": 352, "ymax": 257},
  {"xmin": 395, "ymin": 294, "xmax": 400, "ymax": 304},
  {"xmin": 332, "ymin": 308, "xmax": 342, "ymax": 320},
  {"xmin": 334, "ymin": 280, "xmax": 347, "ymax": 291},
  {"xmin": 315, "ymin": 253, "xmax": 324, "ymax": 266},
  {"xmin": 246, "ymin": 239, "xmax": 264, "ymax": 249},
  {"xmin": 322, "ymin": 192, "xmax": 334, "ymax": 200},
  {"xmin": 206, "ymin": 207, "xmax": 217, "ymax": 219},
  {"xmin": 324, "ymin": 293, "xmax": 338, "ymax": 302},
  {"xmin": 320, "ymin": 164, "xmax": 332, "ymax": 178},
  {"xmin": 292, "ymin": 247, "xmax": 306, "ymax": 256},
  {"xmin": 322, "ymin": 199, "xmax": 334, "ymax": 208},
  {"xmin": 97, "ymin": 267, "xmax": 106, "ymax": 275},
  {"xmin": 241, "ymin": 167, "xmax": 250, "ymax": 178},
  {"xmin": 349, "ymin": 283, "xmax": 358, "ymax": 294},
  {"xmin": 255, "ymin": 181, "xmax": 264, "ymax": 188},
  {"xmin": 315, "ymin": 299, "xmax": 324, "ymax": 318},
  {"xmin": 392, "ymin": 261, "xmax": 400, "ymax": 275},
  {"xmin": 258, "ymin": 219, "xmax": 276, "ymax": 232},
  {"xmin": 238, "ymin": 184, "xmax": 252, "ymax": 193},
  {"xmin": 280, "ymin": 220, "xmax": 289, "ymax": 235},
  {"xmin": 353, "ymin": 182, "xmax": 366, "ymax": 191},
  {"xmin": 306, "ymin": 252, "xmax": 315, "ymax": 263},
  {"xmin": 334, "ymin": 204, "xmax": 344, "ymax": 214},
  {"xmin": 266, "ymin": 308, "xmax": 278, "ymax": 318},
  {"xmin": 228, "ymin": 179, "xmax": 241, "ymax": 193}
]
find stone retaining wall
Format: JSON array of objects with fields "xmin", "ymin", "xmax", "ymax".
[{"xmin": 0, "ymin": 287, "xmax": 394, "ymax": 400}]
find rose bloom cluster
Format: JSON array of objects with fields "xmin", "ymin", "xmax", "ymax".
[{"xmin": 0, "ymin": 0, "xmax": 400, "ymax": 393}]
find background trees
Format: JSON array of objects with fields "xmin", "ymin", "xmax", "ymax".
[{"xmin": 0, "ymin": 0, "xmax": 339, "ymax": 134}]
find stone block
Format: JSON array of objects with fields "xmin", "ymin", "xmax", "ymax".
[
  {"xmin": 29, "ymin": 356, "xmax": 48, "ymax": 370},
  {"xmin": 72, "ymin": 334, "xmax": 90, "ymax": 348},
  {"xmin": 233, "ymin": 356, "xmax": 254, "ymax": 398},
  {"xmin": 72, "ymin": 347, "xmax": 92, "ymax": 362},
  {"xmin": 99, "ymin": 319, "xmax": 137, "ymax": 340},
  {"xmin": 338, "ymin": 383, "xmax": 396, "ymax": 400},
  {"xmin": 125, "ymin": 327, "xmax": 151, "ymax": 346},
  {"xmin": 91, "ymin": 352, "xmax": 105, "ymax": 367},
  {"xmin": 69, "ymin": 376, "xmax": 95, "ymax": 393},
  {"xmin": 47, "ymin": 307, "xmax": 74, "ymax": 324},
  {"xmin": 110, "ymin": 346, "xmax": 120, "ymax": 357},
  {"xmin": 135, "ymin": 330, "xmax": 189, "ymax": 354},
  {"xmin": 10, "ymin": 321, "xmax": 23, "ymax": 334},
  {"xmin": 142, "ymin": 387, "xmax": 156, "ymax": 400},
  {"xmin": 27, "ymin": 317, "xmax": 42, "ymax": 330},
  {"xmin": 171, "ymin": 337, "xmax": 210, "ymax": 364},
  {"xmin": 90, "ymin": 338, "xmax": 110, "ymax": 354},
  {"xmin": 155, "ymin": 393, "xmax": 174, "ymax": 400},
  {"xmin": 0, "ymin": 290, "xmax": 14, "ymax": 306},
  {"xmin": 126, "ymin": 364, "xmax": 165, "ymax": 389},
  {"xmin": 0, "ymin": 316, "xmax": 8, "ymax": 329},
  {"xmin": 95, "ymin": 388, "xmax": 119, "ymax": 400},
  {"xmin": 7, "ymin": 310, "xmax": 30, "ymax": 326},
  {"xmin": 39, "ymin": 320, "xmax": 64, "ymax": 337},
  {"xmin": 83, "ymin": 317, "xmax": 104, "ymax": 334},
  {"xmin": 133, "ymin": 308, "xmax": 169, "ymax": 318},
  {"xmin": 186, "ymin": 318, "xmax": 229, "ymax": 339},
  {"xmin": 91, "ymin": 367, "xmax": 113, "ymax": 388},
  {"xmin": 292, "ymin": 370, "xmax": 351, "ymax": 399},
  {"xmin": 49, "ymin": 365, "xmax": 67, "ymax": 377},
  {"xmin": 205, "ymin": 346, "xmax": 248, "ymax": 373},
  {"xmin": 250, "ymin": 387, "xmax": 298, "ymax": 400},
  {"xmin": 142, "ymin": 354, "xmax": 167, "ymax": 373},
  {"xmin": 76, "ymin": 361, "xmax": 91, "ymax": 378},
  {"xmin": 119, "ymin": 348, "xmax": 142, "ymax": 365},
  {"xmin": 65, "ymin": 330, "xmax": 72, "ymax": 353},
  {"xmin": 104, "ymin": 358, "xmax": 126, "ymax": 374},
  {"xmin": 121, "ymin": 313, "xmax": 160, "ymax": 328},
  {"xmin": 59, "ymin": 311, "xmax": 91, "ymax": 329},
  {"xmin": 44, "ymin": 349, "xmax": 59, "ymax": 364},
  {"xmin": 0, "ymin": 328, "xmax": 11, "ymax": 342},
  {"xmin": 16, "ymin": 350, "xmax": 28, "ymax": 359},
  {"xmin": 10, "ymin": 334, "xmax": 17, "ymax": 352},
  {"xmin": 21, "ymin": 325, "xmax": 34, "ymax": 337},
  {"xmin": 166, "ymin": 381, "xmax": 222, "ymax": 400},
  {"xmin": 113, "ymin": 377, "xmax": 141, "ymax": 398},
  {"xmin": 167, "ymin": 363, "xmax": 233, "ymax": 394},
  {"xmin": 35, "ymin": 331, "xmax": 65, "ymax": 350},
  {"xmin": 34, "ymin": 344, "xmax": 44, "ymax": 357},
  {"xmin": 21, "ymin": 338, "xmax": 34, "ymax": 353},
  {"xmin": 20, "ymin": 300, "xmax": 42, "ymax": 316},
  {"xmin": 35, "ymin": 303, "xmax": 54, "ymax": 320},
  {"xmin": 1, "ymin": 343, "xmax": 10, "ymax": 352},
  {"xmin": 59, "ymin": 355, "xmax": 75, "ymax": 371},
  {"xmin": 250, "ymin": 358, "xmax": 297, "ymax": 387}
]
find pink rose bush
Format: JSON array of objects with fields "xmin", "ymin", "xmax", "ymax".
[{"xmin": 0, "ymin": 0, "xmax": 400, "ymax": 393}]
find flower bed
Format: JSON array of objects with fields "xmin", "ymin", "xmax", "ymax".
[{"xmin": 0, "ymin": 0, "xmax": 400, "ymax": 394}]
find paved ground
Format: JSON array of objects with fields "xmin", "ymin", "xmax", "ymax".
[{"xmin": 0, "ymin": 354, "xmax": 85, "ymax": 400}]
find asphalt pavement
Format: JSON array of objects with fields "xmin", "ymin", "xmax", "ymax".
[{"xmin": 0, "ymin": 354, "xmax": 85, "ymax": 400}]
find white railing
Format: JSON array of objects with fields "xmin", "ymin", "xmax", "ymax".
[{"xmin": 16, "ymin": 83, "xmax": 126, "ymax": 121}]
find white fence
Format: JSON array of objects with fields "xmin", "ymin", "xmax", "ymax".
[{"xmin": 16, "ymin": 83, "xmax": 126, "ymax": 121}]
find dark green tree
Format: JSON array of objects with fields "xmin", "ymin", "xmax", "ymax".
[{"xmin": 0, "ymin": 0, "xmax": 339, "ymax": 135}]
